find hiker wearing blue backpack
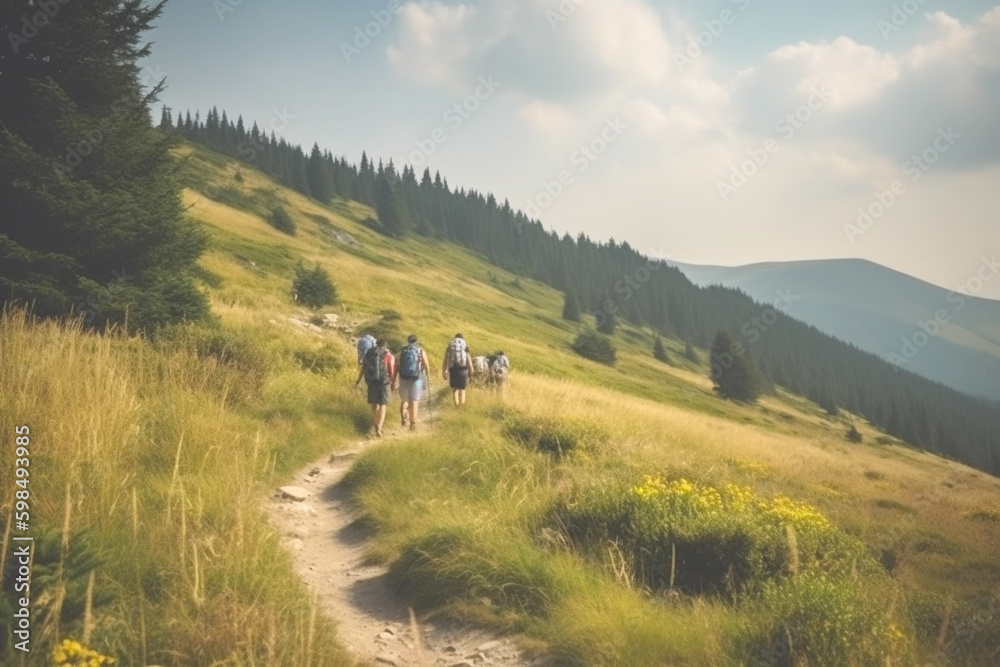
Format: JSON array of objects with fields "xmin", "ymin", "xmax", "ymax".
[
  {"xmin": 398, "ymin": 334, "xmax": 431, "ymax": 430},
  {"xmin": 354, "ymin": 338, "xmax": 396, "ymax": 437},
  {"xmin": 442, "ymin": 333, "xmax": 475, "ymax": 406},
  {"xmin": 356, "ymin": 333, "xmax": 377, "ymax": 366}
]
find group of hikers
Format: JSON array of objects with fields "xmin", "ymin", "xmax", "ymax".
[{"xmin": 353, "ymin": 332, "xmax": 510, "ymax": 437}]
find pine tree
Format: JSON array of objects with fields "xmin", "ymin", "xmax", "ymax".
[
  {"xmin": 0, "ymin": 0, "xmax": 207, "ymax": 331},
  {"xmin": 562, "ymin": 290, "xmax": 582, "ymax": 321},
  {"xmin": 292, "ymin": 262, "xmax": 338, "ymax": 309},
  {"xmin": 684, "ymin": 340, "xmax": 699, "ymax": 363},
  {"xmin": 709, "ymin": 331, "xmax": 761, "ymax": 402},
  {"xmin": 653, "ymin": 335, "xmax": 669, "ymax": 363}
]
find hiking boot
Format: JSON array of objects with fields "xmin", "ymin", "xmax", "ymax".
[
  {"xmin": 401, "ymin": 411, "xmax": 409, "ymax": 427},
  {"xmin": 375, "ymin": 426, "xmax": 383, "ymax": 438},
  {"xmin": 409, "ymin": 422, "xmax": 417, "ymax": 432}
]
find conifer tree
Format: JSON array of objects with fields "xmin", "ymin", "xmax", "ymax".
[
  {"xmin": 653, "ymin": 334, "xmax": 669, "ymax": 363},
  {"xmin": 0, "ymin": 0, "xmax": 207, "ymax": 331},
  {"xmin": 562, "ymin": 290, "xmax": 582, "ymax": 321},
  {"xmin": 709, "ymin": 331, "xmax": 761, "ymax": 402}
]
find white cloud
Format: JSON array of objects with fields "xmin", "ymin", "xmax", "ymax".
[
  {"xmin": 386, "ymin": 3, "xmax": 479, "ymax": 88},
  {"xmin": 517, "ymin": 100, "xmax": 579, "ymax": 143},
  {"xmin": 387, "ymin": 0, "xmax": 672, "ymax": 101}
]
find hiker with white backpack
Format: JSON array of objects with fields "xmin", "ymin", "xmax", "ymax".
[
  {"xmin": 442, "ymin": 333, "xmax": 475, "ymax": 406},
  {"xmin": 397, "ymin": 334, "xmax": 431, "ymax": 431},
  {"xmin": 354, "ymin": 338, "xmax": 396, "ymax": 437}
]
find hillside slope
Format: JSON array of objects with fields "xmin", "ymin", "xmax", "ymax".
[
  {"xmin": 672, "ymin": 258, "xmax": 1000, "ymax": 402},
  {"xmin": 173, "ymin": 142, "xmax": 1000, "ymax": 665}
]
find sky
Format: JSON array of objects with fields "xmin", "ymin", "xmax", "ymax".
[{"xmin": 146, "ymin": 0, "xmax": 1000, "ymax": 299}]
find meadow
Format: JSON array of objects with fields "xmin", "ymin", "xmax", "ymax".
[{"xmin": 2, "ymin": 142, "xmax": 998, "ymax": 665}]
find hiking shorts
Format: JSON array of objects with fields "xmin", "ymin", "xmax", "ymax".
[
  {"xmin": 398, "ymin": 377, "xmax": 422, "ymax": 402},
  {"xmin": 449, "ymin": 366, "xmax": 469, "ymax": 390},
  {"xmin": 366, "ymin": 381, "xmax": 391, "ymax": 406}
]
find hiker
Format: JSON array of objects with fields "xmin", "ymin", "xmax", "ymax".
[
  {"xmin": 442, "ymin": 333, "xmax": 474, "ymax": 406},
  {"xmin": 354, "ymin": 338, "xmax": 396, "ymax": 437},
  {"xmin": 397, "ymin": 334, "xmax": 431, "ymax": 430},
  {"xmin": 488, "ymin": 350, "xmax": 510, "ymax": 389},
  {"xmin": 356, "ymin": 333, "xmax": 376, "ymax": 366}
]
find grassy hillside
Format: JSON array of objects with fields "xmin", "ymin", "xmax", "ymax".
[{"xmin": 3, "ymin": 141, "xmax": 998, "ymax": 665}]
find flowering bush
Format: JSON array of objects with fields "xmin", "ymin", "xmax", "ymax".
[
  {"xmin": 52, "ymin": 639, "xmax": 115, "ymax": 667},
  {"xmin": 556, "ymin": 476, "xmax": 873, "ymax": 595}
]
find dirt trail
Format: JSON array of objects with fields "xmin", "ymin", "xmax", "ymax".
[{"xmin": 267, "ymin": 412, "xmax": 537, "ymax": 667}]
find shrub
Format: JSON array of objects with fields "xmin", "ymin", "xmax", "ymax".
[
  {"xmin": 269, "ymin": 205, "xmax": 296, "ymax": 235},
  {"xmin": 572, "ymin": 329, "xmax": 616, "ymax": 365},
  {"xmin": 292, "ymin": 263, "xmax": 338, "ymax": 309},
  {"xmin": 555, "ymin": 476, "xmax": 874, "ymax": 596},
  {"xmin": 751, "ymin": 574, "xmax": 908, "ymax": 666}
]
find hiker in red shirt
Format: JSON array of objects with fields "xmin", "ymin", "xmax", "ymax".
[{"xmin": 354, "ymin": 338, "xmax": 396, "ymax": 437}]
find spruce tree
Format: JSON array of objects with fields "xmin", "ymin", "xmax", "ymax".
[
  {"xmin": 0, "ymin": 0, "xmax": 207, "ymax": 331},
  {"xmin": 653, "ymin": 334, "xmax": 669, "ymax": 363},
  {"xmin": 684, "ymin": 340, "xmax": 699, "ymax": 363},
  {"xmin": 709, "ymin": 331, "xmax": 761, "ymax": 402},
  {"xmin": 562, "ymin": 290, "xmax": 582, "ymax": 321}
]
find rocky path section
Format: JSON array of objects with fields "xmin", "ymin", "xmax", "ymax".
[{"xmin": 268, "ymin": 443, "xmax": 538, "ymax": 667}]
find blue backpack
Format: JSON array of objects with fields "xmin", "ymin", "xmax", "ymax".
[
  {"xmin": 399, "ymin": 344, "xmax": 421, "ymax": 380},
  {"xmin": 356, "ymin": 334, "xmax": 376, "ymax": 364}
]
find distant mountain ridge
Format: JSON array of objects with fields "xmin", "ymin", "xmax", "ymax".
[{"xmin": 670, "ymin": 258, "xmax": 1000, "ymax": 402}]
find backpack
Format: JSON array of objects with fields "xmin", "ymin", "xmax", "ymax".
[
  {"xmin": 399, "ymin": 344, "xmax": 421, "ymax": 380},
  {"xmin": 357, "ymin": 334, "xmax": 376, "ymax": 365},
  {"xmin": 448, "ymin": 338, "xmax": 467, "ymax": 368},
  {"xmin": 362, "ymin": 346, "xmax": 389, "ymax": 384},
  {"xmin": 491, "ymin": 354, "xmax": 509, "ymax": 374}
]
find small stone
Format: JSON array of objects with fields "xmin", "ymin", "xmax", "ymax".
[
  {"xmin": 378, "ymin": 631, "xmax": 395, "ymax": 641},
  {"xmin": 278, "ymin": 486, "xmax": 309, "ymax": 502},
  {"xmin": 375, "ymin": 655, "xmax": 399, "ymax": 666},
  {"xmin": 476, "ymin": 640, "xmax": 502, "ymax": 652}
]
